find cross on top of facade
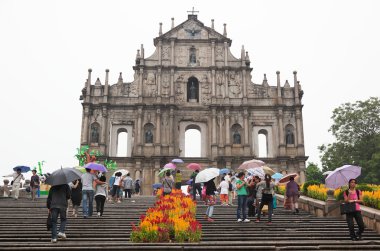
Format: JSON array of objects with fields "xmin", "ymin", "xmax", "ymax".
[{"xmin": 187, "ymin": 7, "xmax": 199, "ymax": 15}]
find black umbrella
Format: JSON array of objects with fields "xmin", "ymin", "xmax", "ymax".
[{"xmin": 45, "ymin": 167, "xmax": 82, "ymax": 186}]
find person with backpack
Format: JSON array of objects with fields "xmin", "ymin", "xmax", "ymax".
[
  {"xmin": 343, "ymin": 178, "xmax": 365, "ymax": 241},
  {"xmin": 162, "ymin": 171, "xmax": 174, "ymax": 195},
  {"xmin": 256, "ymin": 174, "xmax": 275, "ymax": 224},
  {"xmin": 134, "ymin": 179, "xmax": 141, "ymax": 195},
  {"xmin": 204, "ymin": 178, "xmax": 217, "ymax": 222}
]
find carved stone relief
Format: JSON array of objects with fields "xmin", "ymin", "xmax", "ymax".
[
  {"xmin": 216, "ymin": 46, "xmax": 224, "ymax": 60},
  {"xmin": 144, "ymin": 72, "xmax": 157, "ymax": 97},
  {"xmin": 162, "ymin": 46, "xmax": 170, "ymax": 60},
  {"xmin": 228, "ymin": 71, "xmax": 241, "ymax": 97},
  {"xmin": 216, "ymin": 71, "xmax": 224, "ymax": 97},
  {"xmin": 201, "ymin": 83, "xmax": 211, "ymax": 105},
  {"xmin": 161, "ymin": 73, "xmax": 170, "ymax": 97},
  {"xmin": 175, "ymin": 47, "xmax": 186, "ymax": 66}
]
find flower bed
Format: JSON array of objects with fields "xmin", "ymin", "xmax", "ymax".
[{"xmin": 130, "ymin": 189, "xmax": 202, "ymax": 243}]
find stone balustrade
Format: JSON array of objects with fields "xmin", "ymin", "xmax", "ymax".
[{"xmin": 276, "ymin": 193, "xmax": 380, "ymax": 234}]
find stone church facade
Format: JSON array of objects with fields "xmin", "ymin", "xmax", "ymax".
[{"xmin": 80, "ymin": 14, "xmax": 308, "ymax": 194}]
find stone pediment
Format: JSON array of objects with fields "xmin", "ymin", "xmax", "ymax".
[{"xmin": 156, "ymin": 17, "xmax": 229, "ymax": 44}]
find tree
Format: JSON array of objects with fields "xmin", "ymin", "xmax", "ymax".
[
  {"xmin": 305, "ymin": 162, "xmax": 324, "ymax": 183},
  {"xmin": 319, "ymin": 97, "xmax": 380, "ymax": 184}
]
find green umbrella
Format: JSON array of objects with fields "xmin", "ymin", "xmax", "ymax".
[{"xmin": 158, "ymin": 168, "xmax": 172, "ymax": 177}]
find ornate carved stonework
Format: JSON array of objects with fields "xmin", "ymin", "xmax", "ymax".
[{"xmin": 80, "ymin": 14, "xmax": 307, "ymax": 195}]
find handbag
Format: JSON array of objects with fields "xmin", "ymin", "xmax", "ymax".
[{"xmin": 340, "ymin": 202, "xmax": 356, "ymax": 215}]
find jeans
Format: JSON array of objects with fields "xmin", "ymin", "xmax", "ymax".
[
  {"xmin": 346, "ymin": 211, "xmax": 365, "ymax": 238},
  {"xmin": 51, "ymin": 208, "xmax": 67, "ymax": 239},
  {"xmin": 257, "ymin": 198, "xmax": 273, "ymax": 222},
  {"xmin": 247, "ymin": 197, "xmax": 256, "ymax": 217},
  {"xmin": 237, "ymin": 195, "xmax": 248, "ymax": 220},
  {"xmin": 206, "ymin": 205, "xmax": 214, "ymax": 217},
  {"xmin": 95, "ymin": 195, "xmax": 106, "ymax": 216},
  {"xmin": 82, "ymin": 190, "xmax": 94, "ymax": 217},
  {"xmin": 124, "ymin": 189, "xmax": 132, "ymax": 198},
  {"xmin": 192, "ymin": 184, "xmax": 202, "ymax": 200}
]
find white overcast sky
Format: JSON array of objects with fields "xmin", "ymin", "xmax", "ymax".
[{"xmin": 0, "ymin": 0, "xmax": 379, "ymax": 176}]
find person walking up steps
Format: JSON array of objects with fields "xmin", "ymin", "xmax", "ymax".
[
  {"xmin": 286, "ymin": 176, "xmax": 300, "ymax": 215},
  {"xmin": 122, "ymin": 173, "xmax": 133, "ymax": 199},
  {"xmin": 47, "ymin": 183, "xmax": 71, "ymax": 243},
  {"xmin": 95, "ymin": 175, "xmax": 108, "ymax": 217},
  {"xmin": 256, "ymin": 174, "xmax": 275, "ymax": 224},
  {"xmin": 205, "ymin": 178, "xmax": 217, "ymax": 222}
]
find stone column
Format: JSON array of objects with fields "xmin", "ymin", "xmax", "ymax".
[
  {"xmin": 136, "ymin": 107, "xmax": 143, "ymax": 155},
  {"xmin": 224, "ymin": 41, "xmax": 228, "ymax": 67},
  {"xmin": 101, "ymin": 107, "xmax": 108, "ymax": 145},
  {"xmin": 138, "ymin": 68, "xmax": 143, "ymax": 97},
  {"xmin": 225, "ymin": 109, "xmax": 231, "ymax": 156},
  {"xmin": 158, "ymin": 40, "xmax": 162, "ymax": 65},
  {"xmin": 224, "ymin": 70, "xmax": 229, "ymax": 99},
  {"xmin": 242, "ymin": 69, "xmax": 247, "ymax": 98},
  {"xmin": 218, "ymin": 111, "xmax": 224, "ymax": 147},
  {"xmin": 243, "ymin": 109, "xmax": 250, "ymax": 155},
  {"xmin": 170, "ymin": 69, "xmax": 174, "ymax": 102},
  {"xmin": 295, "ymin": 109, "xmax": 302, "ymax": 145},
  {"xmin": 212, "ymin": 108, "xmax": 217, "ymax": 144},
  {"xmin": 155, "ymin": 108, "xmax": 161, "ymax": 155},
  {"xmin": 278, "ymin": 109, "xmax": 285, "ymax": 156},
  {"xmin": 170, "ymin": 39, "xmax": 175, "ymax": 65},
  {"xmin": 169, "ymin": 108, "xmax": 174, "ymax": 155},
  {"xmin": 81, "ymin": 106, "xmax": 90, "ymax": 144},
  {"xmin": 157, "ymin": 68, "xmax": 161, "ymax": 97},
  {"xmin": 211, "ymin": 69, "xmax": 216, "ymax": 98},
  {"xmin": 211, "ymin": 41, "xmax": 215, "ymax": 66}
]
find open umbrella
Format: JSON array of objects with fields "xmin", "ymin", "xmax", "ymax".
[
  {"xmin": 186, "ymin": 179, "xmax": 193, "ymax": 185},
  {"xmin": 238, "ymin": 159, "xmax": 265, "ymax": 170},
  {"xmin": 45, "ymin": 167, "xmax": 83, "ymax": 186},
  {"xmin": 186, "ymin": 163, "xmax": 201, "ymax": 171},
  {"xmin": 195, "ymin": 168, "xmax": 219, "ymax": 183},
  {"xmin": 152, "ymin": 183, "xmax": 163, "ymax": 189},
  {"xmin": 247, "ymin": 167, "xmax": 265, "ymax": 179},
  {"xmin": 325, "ymin": 165, "xmax": 361, "ymax": 189},
  {"xmin": 163, "ymin": 163, "xmax": 176, "ymax": 169},
  {"xmin": 158, "ymin": 167, "xmax": 172, "ymax": 177},
  {"xmin": 272, "ymin": 173, "xmax": 283, "ymax": 179},
  {"xmin": 112, "ymin": 169, "xmax": 129, "ymax": 177},
  {"xmin": 219, "ymin": 168, "xmax": 230, "ymax": 175},
  {"xmin": 84, "ymin": 162, "xmax": 108, "ymax": 172},
  {"xmin": 13, "ymin": 166, "xmax": 31, "ymax": 173},
  {"xmin": 322, "ymin": 170, "xmax": 333, "ymax": 176},
  {"xmin": 171, "ymin": 158, "xmax": 184, "ymax": 163},
  {"xmin": 278, "ymin": 173, "xmax": 298, "ymax": 184}
]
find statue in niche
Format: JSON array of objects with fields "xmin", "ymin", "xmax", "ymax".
[
  {"xmin": 91, "ymin": 126, "xmax": 99, "ymax": 143},
  {"xmin": 189, "ymin": 48, "xmax": 196, "ymax": 64},
  {"xmin": 145, "ymin": 129, "xmax": 153, "ymax": 143},
  {"xmin": 189, "ymin": 82, "xmax": 196, "ymax": 99},
  {"xmin": 233, "ymin": 130, "xmax": 241, "ymax": 144},
  {"xmin": 286, "ymin": 129, "xmax": 295, "ymax": 144}
]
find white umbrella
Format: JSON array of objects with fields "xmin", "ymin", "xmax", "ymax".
[
  {"xmin": 322, "ymin": 170, "xmax": 333, "ymax": 176},
  {"xmin": 247, "ymin": 167, "xmax": 265, "ymax": 179},
  {"xmin": 325, "ymin": 165, "xmax": 361, "ymax": 189},
  {"xmin": 112, "ymin": 169, "xmax": 129, "ymax": 177},
  {"xmin": 195, "ymin": 168, "xmax": 220, "ymax": 183}
]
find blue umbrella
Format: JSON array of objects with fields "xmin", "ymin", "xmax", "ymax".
[
  {"xmin": 13, "ymin": 166, "xmax": 31, "ymax": 173},
  {"xmin": 171, "ymin": 158, "xmax": 184, "ymax": 163},
  {"xmin": 186, "ymin": 179, "xmax": 193, "ymax": 185},
  {"xmin": 152, "ymin": 183, "xmax": 163, "ymax": 189},
  {"xmin": 272, "ymin": 173, "xmax": 283, "ymax": 179},
  {"xmin": 219, "ymin": 168, "xmax": 230, "ymax": 175}
]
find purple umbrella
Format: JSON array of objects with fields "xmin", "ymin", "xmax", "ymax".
[
  {"xmin": 164, "ymin": 163, "xmax": 176, "ymax": 169},
  {"xmin": 325, "ymin": 165, "xmax": 361, "ymax": 189},
  {"xmin": 84, "ymin": 162, "xmax": 108, "ymax": 172},
  {"xmin": 171, "ymin": 158, "xmax": 184, "ymax": 163}
]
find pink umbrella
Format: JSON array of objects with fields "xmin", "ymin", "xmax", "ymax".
[
  {"xmin": 278, "ymin": 173, "xmax": 298, "ymax": 184},
  {"xmin": 163, "ymin": 163, "xmax": 176, "ymax": 169},
  {"xmin": 186, "ymin": 163, "xmax": 201, "ymax": 171},
  {"xmin": 238, "ymin": 159, "xmax": 265, "ymax": 170},
  {"xmin": 325, "ymin": 165, "xmax": 361, "ymax": 189}
]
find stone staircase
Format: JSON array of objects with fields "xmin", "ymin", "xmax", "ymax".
[{"xmin": 0, "ymin": 196, "xmax": 380, "ymax": 250}]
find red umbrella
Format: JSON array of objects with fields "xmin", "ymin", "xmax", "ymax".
[
  {"xmin": 278, "ymin": 173, "xmax": 298, "ymax": 184},
  {"xmin": 186, "ymin": 163, "xmax": 201, "ymax": 171},
  {"xmin": 238, "ymin": 159, "xmax": 265, "ymax": 170}
]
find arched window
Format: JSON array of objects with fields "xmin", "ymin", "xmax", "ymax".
[
  {"xmin": 231, "ymin": 124, "xmax": 242, "ymax": 144},
  {"xmin": 144, "ymin": 123, "xmax": 154, "ymax": 144},
  {"xmin": 90, "ymin": 123, "xmax": 100, "ymax": 143},
  {"xmin": 258, "ymin": 129, "xmax": 268, "ymax": 157},
  {"xmin": 187, "ymin": 77, "xmax": 199, "ymax": 102},
  {"xmin": 285, "ymin": 124, "xmax": 295, "ymax": 145},
  {"xmin": 185, "ymin": 125, "xmax": 201, "ymax": 157},
  {"xmin": 116, "ymin": 129, "xmax": 128, "ymax": 157}
]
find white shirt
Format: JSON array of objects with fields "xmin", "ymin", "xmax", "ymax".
[
  {"xmin": 218, "ymin": 180, "xmax": 229, "ymax": 195},
  {"xmin": 114, "ymin": 176, "xmax": 121, "ymax": 186}
]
